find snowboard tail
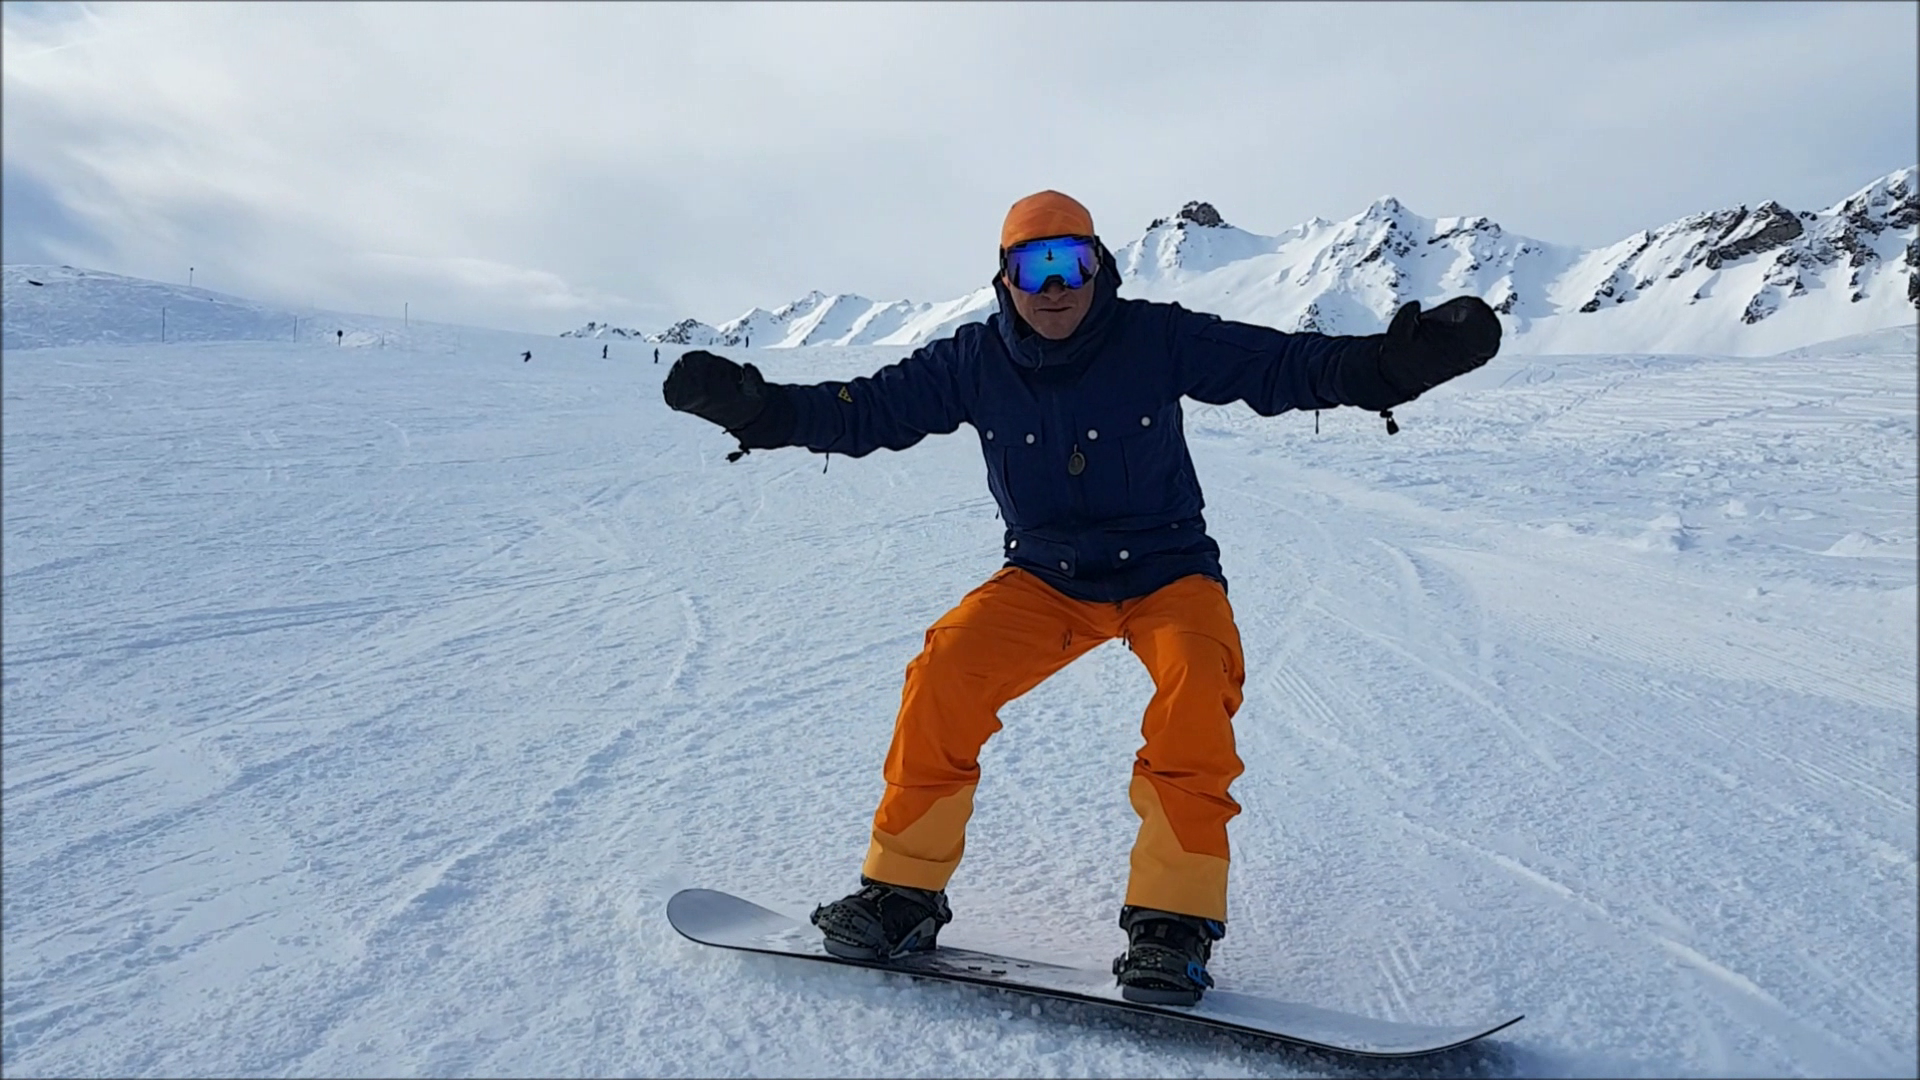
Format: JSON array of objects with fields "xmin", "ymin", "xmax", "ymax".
[{"xmin": 666, "ymin": 888, "xmax": 1522, "ymax": 1059}]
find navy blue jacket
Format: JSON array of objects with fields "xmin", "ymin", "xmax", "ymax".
[{"xmin": 772, "ymin": 248, "xmax": 1395, "ymax": 602}]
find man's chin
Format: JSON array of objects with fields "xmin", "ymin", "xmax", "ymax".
[{"xmin": 1032, "ymin": 315, "xmax": 1083, "ymax": 339}]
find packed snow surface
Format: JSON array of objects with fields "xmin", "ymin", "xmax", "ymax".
[{"xmin": 3, "ymin": 272, "xmax": 1916, "ymax": 1077}]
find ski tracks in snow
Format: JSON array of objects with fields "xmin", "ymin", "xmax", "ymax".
[
  {"xmin": 4, "ymin": 333, "xmax": 1914, "ymax": 1077},
  {"xmin": 1204, "ymin": 422, "xmax": 1915, "ymax": 1077}
]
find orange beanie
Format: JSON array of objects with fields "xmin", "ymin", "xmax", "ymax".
[{"xmin": 1000, "ymin": 190, "xmax": 1096, "ymax": 250}]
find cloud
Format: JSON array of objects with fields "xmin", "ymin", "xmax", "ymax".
[
  {"xmin": 2, "ymin": 1, "xmax": 1914, "ymax": 334},
  {"xmin": 1, "ymin": 159, "xmax": 108, "ymax": 265},
  {"xmin": 355, "ymin": 252, "xmax": 629, "ymax": 314}
]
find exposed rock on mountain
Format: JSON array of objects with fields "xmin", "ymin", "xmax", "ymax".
[{"xmin": 1147, "ymin": 201, "xmax": 1228, "ymax": 230}]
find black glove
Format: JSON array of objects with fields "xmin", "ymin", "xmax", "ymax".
[
  {"xmin": 1375, "ymin": 296, "xmax": 1502, "ymax": 402},
  {"xmin": 663, "ymin": 350, "xmax": 770, "ymax": 430},
  {"xmin": 662, "ymin": 350, "xmax": 796, "ymax": 454}
]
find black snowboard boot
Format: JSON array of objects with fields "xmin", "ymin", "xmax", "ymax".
[
  {"xmin": 810, "ymin": 876, "xmax": 952, "ymax": 961},
  {"xmin": 1112, "ymin": 905, "xmax": 1225, "ymax": 1005}
]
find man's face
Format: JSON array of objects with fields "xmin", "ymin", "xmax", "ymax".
[{"xmin": 1005, "ymin": 264, "xmax": 1096, "ymax": 340}]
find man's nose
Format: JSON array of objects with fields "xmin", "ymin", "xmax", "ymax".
[{"xmin": 1039, "ymin": 281, "xmax": 1069, "ymax": 298}]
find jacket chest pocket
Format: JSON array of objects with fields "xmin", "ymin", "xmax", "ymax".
[
  {"xmin": 1074, "ymin": 402, "xmax": 1194, "ymax": 522},
  {"xmin": 980, "ymin": 425, "xmax": 1058, "ymax": 526}
]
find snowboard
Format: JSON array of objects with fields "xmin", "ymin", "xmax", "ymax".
[{"xmin": 666, "ymin": 888, "xmax": 1523, "ymax": 1058}]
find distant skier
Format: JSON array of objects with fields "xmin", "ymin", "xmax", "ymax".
[
  {"xmin": 522, "ymin": 350, "xmax": 532, "ymax": 363},
  {"xmin": 663, "ymin": 190, "xmax": 1500, "ymax": 1004},
  {"xmin": 654, "ymin": 347, "xmax": 660, "ymax": 364},
  {"xmin": 603, "ymin": 344, "xmax": 609, "ymax": 359},
  {"xmin": 336, "ymin": 329, "xmax": 343, "ymax": 345}
]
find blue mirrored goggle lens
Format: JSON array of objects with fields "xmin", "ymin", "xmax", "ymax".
[{"xmin": 1004, "ymin": 236, "xmax": 1098, "ymax": 292}]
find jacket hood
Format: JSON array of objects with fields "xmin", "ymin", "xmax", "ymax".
[{"xmin": 991, "ymin": 242, "xmax": 1124, "ymax": 371}]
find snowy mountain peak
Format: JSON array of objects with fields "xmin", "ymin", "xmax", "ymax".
[
  {"xmin": 558, "ymin": 320, "xmax": 653, "ymax": 340},
  {"xmin": 1121, "ymin": 201, "xmax": 1275, "ymax": 281},
  {"xmin": 649, "ymin": 317, "xmax": 716, "ymax": 345},
  {"xmin": 1145, "ymin": 200, "xmax": 1231, "ymax": 232},
  {"xmin": 1111, "ymin": 167, "xmax": 1914, "ymax": 351},
  {"xmin": 571, "ymin": 166, "xmax": 1916, "ymax": 358},
  {"xmin": 1364, "ymin": 194, "xmax": 1405, "ymax": 218},
  {"xmin": 769, "ymin": 290, "xmax": 832, "ymax": 320},
  {"xmin": 1831, "ymin": 164, "xmax": 1918, "ymax": 223}
]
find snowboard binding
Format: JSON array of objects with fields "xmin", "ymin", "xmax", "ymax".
[
  {"xmin": 1112, "ymin": 906, "xmax": 1225, "ymax": 1005},
  {"xmin": 810, "ymin": 876, "xmax": 952, "ymax": 961}
]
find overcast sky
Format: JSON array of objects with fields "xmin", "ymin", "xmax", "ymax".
[{"xmin": 3, "ymin": 1, "xmax": 1915, "ymax": 335}]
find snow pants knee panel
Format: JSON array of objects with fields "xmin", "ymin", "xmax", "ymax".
[{"xmin": 863, "ymin": 569, "xmax": 1246, "ymax": 920}]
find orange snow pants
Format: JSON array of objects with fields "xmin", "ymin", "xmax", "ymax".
[{"xmin": 862, "ymin": 567, "xmax": 1247, "ymax": 921}]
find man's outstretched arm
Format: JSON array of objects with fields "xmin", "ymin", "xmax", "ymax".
[
  {"xmin": 662, "ymin": 334, "xmax": 973, "ymax": 460},
  {"xmin": 1170, "ymin": 298, "xmax": 1502, "ymax": 417}
]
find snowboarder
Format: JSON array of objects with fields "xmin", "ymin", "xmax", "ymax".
[
  {"xmin": 522, "ymin": 350, "xmax": 532, "ymax": 363},
  {"xmin": 662, "ymin": 190, "xmax": 1501, "ymax": 1005}
]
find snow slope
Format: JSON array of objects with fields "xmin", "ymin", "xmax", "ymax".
[
  {"xmin": 2, "ymin": 265, "xmax": 449, "ymax": 354},
  {"xmin": 3, "ymin": 272, "xmax": 1916, "ymax": 1077},
  {"xmin": 1, "ymin": 265, "xmax": 309, "ymax": 351},
  {"xmin": 567, "ymin": 168, "xmax": 1918, "ymax": 358}
]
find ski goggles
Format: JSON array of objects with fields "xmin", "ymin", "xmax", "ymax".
[{"xmin": 1001, "ymin": 234, "xmax": 1099, "ymax": 293}]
